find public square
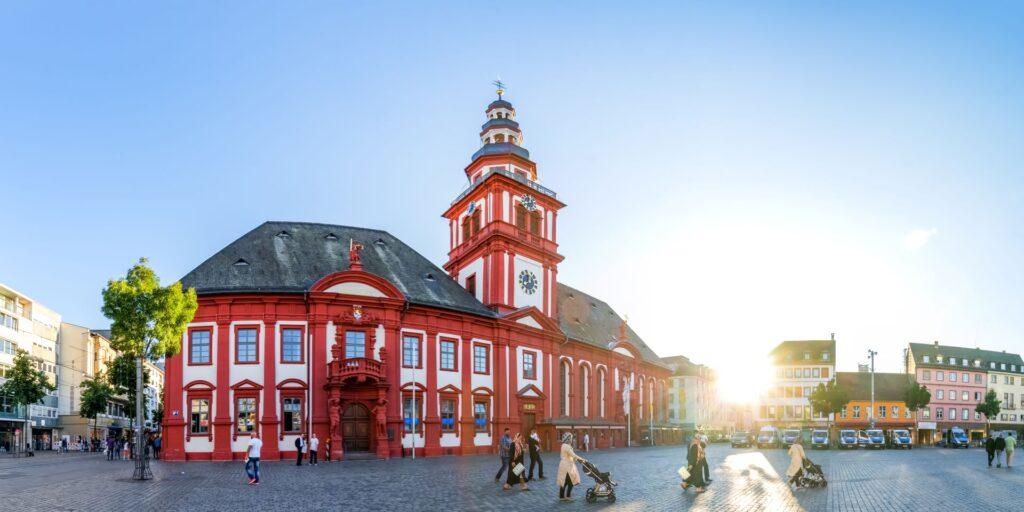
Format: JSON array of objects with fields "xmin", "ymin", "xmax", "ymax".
[{"xmin": 1, "ymin": 445, "xmax": 1019, "ymax": 512}]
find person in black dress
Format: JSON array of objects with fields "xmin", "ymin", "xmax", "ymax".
[
  {"xmin": 681, "ymin": 436, "xmax": 706, "ymax": 492},
  {"xmin": 504, "ymin": 433, "xmax": 530, "ymax": 491},
  {"xmin": 527, "ymin": 428, "xmax": 545, "ymax": 481}
]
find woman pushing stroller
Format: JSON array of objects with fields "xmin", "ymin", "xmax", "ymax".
[{"xmin": 556, "ymin": 432, "xmax": 587, "ymax": 502}]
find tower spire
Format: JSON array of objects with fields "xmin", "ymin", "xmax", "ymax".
[{"xmin": 493, "ymin": 79, "xmax": 506, "ymax": 100}]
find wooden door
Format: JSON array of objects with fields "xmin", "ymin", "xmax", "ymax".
[{"xmin": 342, "ymin": 404, "xmax": 370, "ymax": 452}]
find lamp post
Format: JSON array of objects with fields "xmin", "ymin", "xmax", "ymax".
[{"xmin": 868, "ymin": 349, "xmax": 877, "ymax": 429}]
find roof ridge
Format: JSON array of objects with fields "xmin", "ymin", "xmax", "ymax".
[{"xmin": 264, "ymin": 220, "xmax": 392, "ymax": 235}]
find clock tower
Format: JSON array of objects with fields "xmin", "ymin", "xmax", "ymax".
[{"xmin": 442, "ymin": 86, "xmax": 565, "ymax": 317}]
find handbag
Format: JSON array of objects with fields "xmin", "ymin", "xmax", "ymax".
[
  {"xmin": 512, "ymin": 462, "xmax": 525, "ymax": 476},
  {"xmin": 677, "ymin": 465, "xmax": 691, "ymax": 480}
]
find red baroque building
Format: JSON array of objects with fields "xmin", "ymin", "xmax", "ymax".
[{"xmin": 162, "ymin": 93, "xmax": 674, "ymax": 461}]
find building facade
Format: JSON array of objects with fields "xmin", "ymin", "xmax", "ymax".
[
  {"xmin": 906, "ymin": 342, "xmax": 995, "ymax": 443},
  {"xmin": 758, "ymin": 339, "xmax": 836, "ymax": 430},
  {"xmin": 161, "ymin": 93, "xmax": 673, "ymax": 461},
  {"xmin": 1, "ymin": 284, "xmax": 61, "ymax": 451},
  {"xmin": 664, "ymin": 355, "xmax": 723, "ymax": 436},
  {"xmin": 835, "ymin": 371, "xmax": 917, "ymax": 433},
  {"xmin": 56, "ymin": 325, "xmax": 133, "ymax": 441},
  {"xmin": 980, "ymin": 351, "xmax": 1024, "ymax": 435}
]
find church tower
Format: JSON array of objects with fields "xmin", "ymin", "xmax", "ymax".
[{"xmin": 442, "ymin": 84, "xmax": 565, "ymax": 317}]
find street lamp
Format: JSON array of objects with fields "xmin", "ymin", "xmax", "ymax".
[{"xmin": 868, "ymin": 350, "xmax": 877, "ymax": 429}]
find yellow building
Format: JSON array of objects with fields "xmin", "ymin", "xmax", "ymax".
[{"xmin": 834, "ymin": 372, "xmax": 916, "ymax": 430}]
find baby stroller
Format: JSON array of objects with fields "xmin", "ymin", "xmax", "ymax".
[
  {"xmin": 581, "ymin": 459, "xmax": 618, "ymax": 503},
  {"xmin": 797, "ymin": 458, "xmax": 827, "ymax": 488}
]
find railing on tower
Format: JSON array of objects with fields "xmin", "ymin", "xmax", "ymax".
[{"xmin": 451, "ymin": 168, "xmax": 557, "ymax": 205}]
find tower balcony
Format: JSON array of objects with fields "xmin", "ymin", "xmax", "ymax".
[
  {"xmin": 452, "ymin": 166, "xmax": 557, "ymax": 205},
  {"xmin": 446, "ymin": 221, "xmax": 561, "ymax": 263}
]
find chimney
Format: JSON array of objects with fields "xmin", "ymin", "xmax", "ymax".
[
  {"xmin": 830, "ymin": 332, "xmax": 835, "ymax": 341},
  {"xmin": 934, "ymin": 341, "xmax": 939, "ymax": 347}
]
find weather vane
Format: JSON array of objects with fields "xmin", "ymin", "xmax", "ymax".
[{"xmin": 493, "ymin": 78, "xmax": 506, "ymax": 99}]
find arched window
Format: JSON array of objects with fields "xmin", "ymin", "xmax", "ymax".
[
  {"xmin": 638, "ymin": 376, "xmax": 645, "ymax": 420},
  {"xmin": 598, "ymin": 368, "xmax": 606, "ymax": 418},
  {"xmin": 515, "ymin": 204, "xmax": 527, "ymax": 230},
  {"xmin": 580, "ymin": 365, "xmax": 590, "ymax": 418},
  {"xmin": 560, "ymin": 360, "xmax": 571, "ymax": 416},
  {"xmin": 461, "ymin": 216, "xmax": 471, "ymax": 242},
  {"xmin": 495, "ymin": 134, "xmax": 506, "ymax": 143}
]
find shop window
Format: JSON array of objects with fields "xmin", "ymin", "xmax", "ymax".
[
  {"xmin": 440, "ymin": 398, "xmax": 456, "ymax": 432},
  {"xmin": 236, "ymin": 397, "xmax": 257, "ymax": 433},
  {"xmin": 403, "ymin": 396, "xmax": 423, "ymax": 433},
  {"xmin": 190, "ymin": 399, "xmax": 210, "ymax": 434},
  {"xmin": 283, "ymin": 397, "xmax": 303, "ymax": 433},
  {"xmin": 474, "ymin": 401, "xmax": 489, "ymax": 433}
]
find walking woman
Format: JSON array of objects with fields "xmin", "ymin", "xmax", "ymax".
[
  {"xmin": 503, "ymin": 433, "xmax": 530, "ymax": 491},
  {"xmin": 786, "ymin": 438, "xmax": 807, "ymax": 489},
  {"xmin": 681, "ymin": 436, "xmax": 706, "ymax": 492},
  {"xmin": 556, "ymin": 432, "xmax": 586, "ymax": 502}
]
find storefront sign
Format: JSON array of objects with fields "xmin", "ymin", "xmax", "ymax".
[{"xmin": 918, "ymin": 421, "xmax": 936, "ymax": 430}]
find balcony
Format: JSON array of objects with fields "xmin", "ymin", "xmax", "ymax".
[
  {"xmin": 336, "ymin": 357, "xmax": 385, "ymax": 384},
  {"xmin": 452, "ymin": 167, "xmax": 557, "ymax": 205}
]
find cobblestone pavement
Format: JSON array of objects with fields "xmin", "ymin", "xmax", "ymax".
[{"xmin": 1, "ymin": 445, "xmax": 1021, "ymax": 511}]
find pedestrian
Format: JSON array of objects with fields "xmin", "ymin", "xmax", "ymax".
[
  {"xmin": 681, "ymin": 436, "xmax": 707, "ymax": 493},
  {"xmin": 557, "ymin": 432, "xmax": 586, "ymax": 502},
  {"xmin": 995, "ymin": 434, "xmax": 1006, "ymax": 468},
  {"xmin": 295, "ymin": 435, "xmax": 306, "ymax": 466},
  {"xmin": 494, "ymin": 428, "xmax": 512, "ymax": 482},
  {"xmin": 527, "ymin": 428, "xmax": 545, "ymax": 481},
  {"xmin": 153, "ymin": 435, "xmax": 161, "ymax": 460},
  {"xmin": 699, "ymin": 433, "xmax": 712, "ymax": 484},
  {"xmin": 106, "ymin": 437, "xmax": 114, "ymax": 460},
  {"xmin": 504, "ymin": 433, "xmax": 529, "ymax": 491},
  {"xmin": 583, "ymin": 432, "xmax": 590, "ymax": 452},
  {"xmin": 245, "ymin": 431, "xmax": 262, "ymax": 485},
  {"xmin": 325, "ymin": 436, "xmax": 332, "ymax": 463},
  {"xmin": 786, "ymin": 438, "xmax": 807, "ymax": 489},
  {"xmin": 985, "ymin": 435, "xmax": 996, "ymax": 467},
  {"xmin": 1005, "ymin": 433, "xmax": 1015, "ymax": 468},
  {"xmin": 61, "ymin": 437, "xmax": 67, "ymax": 454},
  {"xmin": 309, "ymin": 433, "xmax": 319, "ymax": 466}
]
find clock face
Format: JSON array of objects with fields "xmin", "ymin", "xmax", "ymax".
[
  {"xmin": 521, "ymin": 194, "xmax": 537, "ymax": 212},
  {"xmin": 518, "ymin": 270, "xmax": 538, "ymax": 295}
]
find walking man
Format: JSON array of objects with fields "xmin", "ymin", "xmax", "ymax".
[
  {"xmin": 295, "ymin": 435, "xmax": 306, "ymax": 466},
  {"xmin": 995, "ymin": 434, "xmax": 1006, "ymax": 468},
  {"xmin": 309, "ymin": 433, "xmax": 319, "ymax": 466},
  {"xmin": 245, "ymin": 431, "xmax": 262, "ymax": 485},
  {"xmin": 700, "ymin": 433, "xmax": 712, "ymax": 483},
  {"xmin": 1005, "ymin": 433, "xmax": 1015, "ymax": 468},
  {"xmin": 986, "ymin": 435, "xmax": 996, "ymax": 467},
  {"xmin": 527, "ymin": 428, "xmax": 545, "ymax": 481},
  {"xmin": 494, "ymin": 428, "xmax": 513, "ymax": 482}
]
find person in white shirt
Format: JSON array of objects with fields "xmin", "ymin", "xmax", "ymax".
[
  {"xmin": 309, "ymin": 434, "xmax": 320, "ymax": 466},
  {"xmin": 583, "ymin": 433, "xmax": 590, "ymax": 452},
  {"xmin": 246, "ymin": 432, "xmax": 262, "ymax": 485}
]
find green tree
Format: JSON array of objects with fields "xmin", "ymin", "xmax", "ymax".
[
  {"xmin": 101, "ymin": 257, "xmax": 197, "ymax": 479},
  {"xmin": 107, "ymin": 353, "xmax": 151, "ymax": 426},
  {"xmin": 902, "ymin": 381, "xmax": 931, "ymax": 417},
  {"xmin": 79, "ymin": 375, "xmax": 115, "ymax": 441},
  {"xmin": 975, "ymin": 389, "xmax": 1002, "ymax": 434},
  {"xmin": 0, "ymin": 349, "xmax": 55, "ymax": 454},
  {"xmin": 808, "ymin": 379, "xmax": 849, "ymax": 430}
]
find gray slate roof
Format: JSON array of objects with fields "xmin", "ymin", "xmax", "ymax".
[
  {"xmin": 179, "ymin": 221, "xmax": 663, "ymax": 364},
  {"xmin": 908, "ymin": 342, "xmax": 1024, "ymax": 372},
  {"xmin": 179, "ymin": 221, "xmax": 495, "ymax": 317},
  {"xmin": 471, "ymin": 142, "xmax": 531, "ymax": 161},
  {"xmin": 557, "ymin": 283, "xmax": 663, "ymax": 364},
  {"xmin": 836, "ymin": 372, "xmax": 915, "ymax": 401}
]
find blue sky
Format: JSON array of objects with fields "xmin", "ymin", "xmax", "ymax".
[{"xmin": 2, "ymin": 2, "xmax": 1022, "ymax": 391}]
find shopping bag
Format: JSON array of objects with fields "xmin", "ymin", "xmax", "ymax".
[
  {"xmin": 677, "ymin": 465, "xmax": 690, "ymax": 480},
  {"xmin": 512, "ymin": 463, "xmax": 525, "ymax": 476}
]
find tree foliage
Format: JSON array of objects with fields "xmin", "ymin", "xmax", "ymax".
[
  {"xmin": 976, "ymin": 389, "xmax": 1002, "ymax": 430},
  {"xmin": 902, "ymin": 381, "xmax": 932, "ymax": 413},
  {"xmin": 79, "ymin": 375, "xmax": 114, "ymax": 420},
  {"xmin": 0, "ymin": 349, "xmax": 54, "ymax": 412},
  {"xmin": 808, "ymin": 379, "xmax": 849, "ymax": 426},
  {"xmin": 107, "ymin": 353, "xmax": 150, "ymax": 421},
  {"xmin": 101, "ymin": 257, "xmax": 198, "ymax": 360}
]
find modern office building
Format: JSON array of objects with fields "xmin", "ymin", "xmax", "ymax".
[{"xmin": 0, "ymin": 283, "xmax": 61, "ymax": 451}]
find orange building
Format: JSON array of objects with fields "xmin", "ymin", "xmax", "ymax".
[{"xmin": 835, "ymin": 372, "xmax": 917, "ymax": 430}]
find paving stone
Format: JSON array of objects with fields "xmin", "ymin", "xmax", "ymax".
[{"xmin": 0, "ymin": 445, "xmax": 1019, "ymax": 511}]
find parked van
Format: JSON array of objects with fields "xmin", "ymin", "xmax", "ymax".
[
  {"xmin": 811, "ymin": 429, "xmax": 830, "ymax": 450},
  {"xmin": 781, "ymin": 429, "xmax": 801, "ymax": 448},
  {"xmin": 942, "ymin": 428, "xmax": 969, "ymax": 448},
  {"xmin": 860, "ymin": 429, "xmax": 885, "ymax": 449},
  {"xmin": 757, "ymin": 426, "xmax": 780, "ymax": 449},
  {"xmin": 889, "ymin": 429, "xmax": 913, "ymax": 449},
  {"xmin": 838, "ymin": 429, "xmax": 859, "ymax": 449}
]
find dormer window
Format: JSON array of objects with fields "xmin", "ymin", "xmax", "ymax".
[
  {"xmin": 803, "ymin": 352, "xmax": 811, "ymax": 360},
  {"xmin": 990, "ymin": 362, "xmax": 996, "ymax": 369},
  {"xmin": 949, "ymin": 357, "xmax": 956, "ymax": 365},
  {"xmin": 821, "ymin": 352, "xmax": 830, "ymax": 361},
  {"xmin": 936, "ymin": 355, "xmax": 943, "ymax": 363},
  {"xmin": 923, "ymin": 355, "xmax": 930, "ymax": 363}
]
